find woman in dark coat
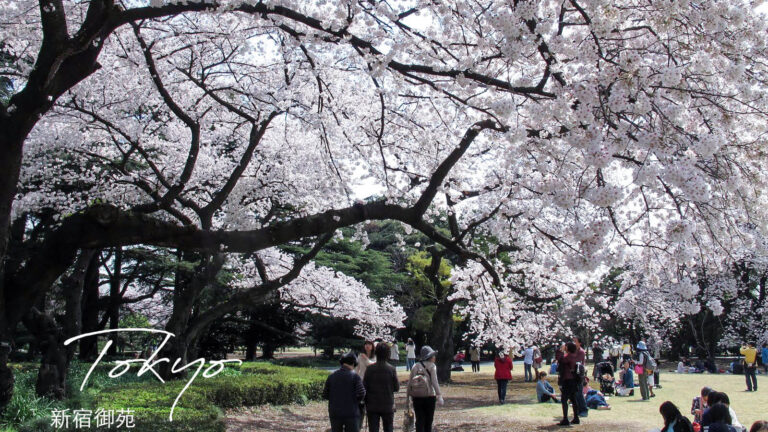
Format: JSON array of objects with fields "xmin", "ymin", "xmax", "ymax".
[{"xmin": 363, "ymin": 343, "xmax": 400, "ymax": 432}]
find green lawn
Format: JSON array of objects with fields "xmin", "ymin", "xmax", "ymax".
[{"xmin": 471, "ymin": 367, "xmax": 767, "ymax": 430}]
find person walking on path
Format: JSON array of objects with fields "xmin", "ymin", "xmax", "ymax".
[
  {"xmin": 324, "ymin": 352, "xmax": 366, "ymax": 432},
  {"xmin": 572, "ymin": 336, "xmax": 588, "ymax": 417},
  {"xmin": 741, "ymin": 342, "xmax": 758, "ymax": 391},
  {"xmin": 356, "ymin": 341, "xmax": 376, "ymax": 378},
  {"xmin": 363, "ymin": 343, "xmax": 399, "ymax": 432},
  {"xmin": 470, "ymin": 346, "xmax": 480, "ymax": 373},
  {"xmin": 636, "ymin": 341, "xmax": 653, "ymax": 400},
  {"xmin": 761, "ymin": 343, "xmax": 768, "ymax": 375},
  {"xmin": 523, "ymin": 345, "xmax": 535, "ymax": 382},
  {"xmin": 494, "ymin": 350, "xmax": 514, "ymax": 404},
  {"xmin": 407, "ymin": 346, "xmax": 443, "ymax": 432},
  {"xmin": 405, "ymin": 339, "xmax": 416, "ymax": 371},
  {"xmin": 558, "ymin": 342, "xmax": 581, "ymax": 426}
]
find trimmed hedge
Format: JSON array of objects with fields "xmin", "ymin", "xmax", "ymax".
[{"xmin": 18, "ymin": 362, "xmax": 327, "ymax": 432}]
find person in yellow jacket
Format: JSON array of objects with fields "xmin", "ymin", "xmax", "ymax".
[{"xmin": 741, "ymin": 342, "xmax": 758, "ymax": 392}]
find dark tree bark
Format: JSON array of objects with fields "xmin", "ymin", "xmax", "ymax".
[
  {"xmin": 430, "ymin": 299, "xmax": 456, "ymax": 383},
  {"xmin": 79, "ymin": 251, "xmax": 101, "ymax": 360},
  {"xmin": 23, "ymin": 309, "xmax": 66, "ymax": 399},
  {"xmin": 107, "ymin": 247, "xmax": 122, "ymax": 356}
]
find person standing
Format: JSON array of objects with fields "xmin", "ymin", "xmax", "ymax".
[
  {"xmin": 389, "ymin": 341, "xmax": 399, "ymax": 363},
  {"xmin": 572, "ymin": 336, "xmax": 588, "ymax": 417},
  {"xmin": 470, "ymin": 346, "xmax": 480, "ymax": 373},
  {"xmin": 532, "ymin": 346, "xmax": 543, "ymax": 379},
  {"xmin": 592, "ymin": 342, "xmax": 604, "ymax": 365},
  {"xmin": 622, "ymin": 340, "xmax": 633, "ymax": 363},
  {"xmin": 558, "ymin": 342, "xmax": 581, "ymax": 426},
  {"xmin": 494, "ymin": 350, "xmax": 514, "ymax": 404},
  {"xmin": 363, "ymin": 343, "xmax": 399, "ymax": 432},
  {"xmin": 762, "ymin": 343, "xmax": 768, "ymax": 375},
  {"xmin": 609, "ymin": 343, "xmax": 621, "ymax": 371},
  {"xmin": 407, "ymin": 346, "xmax": 443, "ymax": 432},
  {"xmin": 636, "ymin": 341, "xmax": 652, "ymax": 400},
  {"xmin": 405, "ymin": 339, "xmax": 416, "ymax": 371},
  {"xmin": 741, "ymin": 342, "xmax": 758, "ymax": 392},
  {"xmin": 324, "ymin": 352, "xmax": 366, "ymax": 432},
  {"xmin": 356, "ymin": 341, "xmax": 376, "ymax": 378},
  {"xmin": 523, "ymin": 345, "xmax": 535, "ymax": 382}
]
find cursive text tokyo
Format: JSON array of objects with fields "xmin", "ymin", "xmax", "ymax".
[{"xmin": 64, "ymin": 329, "xmax": 242, "ymax": 421}]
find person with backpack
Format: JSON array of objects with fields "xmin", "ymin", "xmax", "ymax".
[
  {"xmin": 363, "ymin": 343, "xmax": 399, "ymax": 432},
  {"xmin": 637, "ymin": 341, "xmax": 656, "ymax": 401},
  {"xmin": 557, "ymin": 342, "xmax": 581, "ymax": 426},
  {"xmin": 324, "ymin": 352, "xmax": 366, "ymax": 432},
  {"xmin": 407, "ymin": 345, "xmax": 443, "ymax": 432},
  {"xmin": 494, "ymin": 349, "xmax": 514, "ymax": 404}
]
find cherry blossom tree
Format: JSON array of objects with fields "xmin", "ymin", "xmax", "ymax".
[{"xmin": 2, "ymin": 0, "xmax": 768, "ymax": 407}]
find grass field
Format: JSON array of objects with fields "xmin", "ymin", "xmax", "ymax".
[
  {"xmin": 469, "ymin": 365, "xmax": 766, "ymax": 431},
  {"xmin": 227, "ymin": 363, "xmax": 768, "ymax": 431}
]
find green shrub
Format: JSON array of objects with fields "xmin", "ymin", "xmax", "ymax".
[{"xmin": 16, "ymin": 362, "xmax": 327, "ymax": 432}]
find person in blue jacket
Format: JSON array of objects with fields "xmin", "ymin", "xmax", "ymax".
[
  {"xmin": 616, "ymin": 360, "xmax": 635, "ymax": 396},
  {"xmin": 323, "ymin": 352, "xmax": 366, "ymax": 432}
]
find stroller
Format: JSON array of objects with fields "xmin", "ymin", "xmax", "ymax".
[{"xmin": 594, "ymin": 361, "xmax": 616, "ymax": 395}]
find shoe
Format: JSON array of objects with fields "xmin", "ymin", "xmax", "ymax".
[
  {"xmin": 571, "ymin": 417, "xmax": 580, "ymax": 424},
  {"xmin": 558, "ymin": 419, "xmax": 570, "ymax": 426},
  {"xmin": 651, "ymin": 394, "xmax": 656, "ymax": 397},
  {"xmin": 579, "ymin": 411, "xmax": 588, "ymax": 418}
]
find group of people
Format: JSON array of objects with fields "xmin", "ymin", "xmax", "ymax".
[
  {"xmin": 648, "ymin": 385, "xmax": 766, "ymax": 432},
  {"xmin": 324, "ymin": 337, "xmax": 768, "ymax": 432},
  {"xmin": 323, "ymin": 340, "xmax": 442, "ymax": 432}
]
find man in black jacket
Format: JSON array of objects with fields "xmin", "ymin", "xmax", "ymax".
[
  {"xmin": 324, "ymin": 352, "xmax": 366, "ymax": 432},
  {"xmin": 363, "ymin": 343, "xmax": 400, "ymax": 432}
]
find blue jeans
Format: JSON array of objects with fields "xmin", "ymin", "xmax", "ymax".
[
  {"xmin": 524, "ymin": 363, "xmax": 533, "ymax": 381},
  {"xmin": 575, "ymin": 380, "xmax": 588, "ymax": 416},
  {"xmin": 406, "ymin": 358, "xmax": 416, "ymax": 371},
  {"xmin": 496, "ymin": 379, "xmax": 509, "ymax": 402},
  {"xmin": 746, "ymin": 366, "xmax": 758, "ymax": 391}
]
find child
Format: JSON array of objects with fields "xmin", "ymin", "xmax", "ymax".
[{"xmin": 537, "ymin": 371, "xmax": 559, "ymax": 403}]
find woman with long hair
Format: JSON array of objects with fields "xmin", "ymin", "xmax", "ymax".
[{"xmin": 659, "ymin": 401, "xmax": 693, "ymax": 432}]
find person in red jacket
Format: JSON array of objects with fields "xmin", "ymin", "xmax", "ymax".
[{"xmin": 494, "ymin": 349, "xmax": 514, "ymax": 404}]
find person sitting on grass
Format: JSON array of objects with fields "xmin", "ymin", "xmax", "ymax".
[
  {"xmin": 658, "ymin": 401, "xmax": 694, "ymax": 432},
  {"xmin": 582, "ymin": 377, "xmax": 611, "ymax": 410},
  {"xmin": 691, "ymin": 386, "xmax": 713, "ymax": 424},
  {"xmin": 707, "ymin": 403, "xmax": 739, "ymax": 432},
  {"xmin": 616, "ymin": 360, "xmax": 635, "ymax": 396},
  {"xmin": 536, "ymin": 371, "xmax": 559, "ymax": 403}
]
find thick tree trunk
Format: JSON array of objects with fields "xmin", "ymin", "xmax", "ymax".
[
  {"xmin": 107, "ymin": 247, "xmax": 122, "ymax": 356},
  {"xmin": 244, "ymin": 341, "xmax": 257, "ymax": 361},
  {"xmin": 430, "ymin": 300, "xmax": 455, "ymax": 383},
  {"xmin": 80, "ymin": 252, "xmax": 101, "ymax": 360},
  {"xmin": 23, "ymin": 309, "xmax": 67, "ymax": 399},
  {"xmin": 261, "ymin": 344, "xmax": 276, "ymax": 360}
]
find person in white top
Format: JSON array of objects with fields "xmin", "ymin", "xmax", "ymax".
[
  {"xmin": 406, "ymin": 338, "xmax": 417, "ymax": 371},
  {"xmin": 523, "ymin": 345, "xmax": 535, "ymax": 382},
  {"xmin": 389, "ymin": 341, "xmax": 399, "ymax": 362},
  {"xmin": 355, "ymin": 340, "xmax": 375, "ymax": 378}
]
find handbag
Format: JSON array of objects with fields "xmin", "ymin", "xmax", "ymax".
[{"xmin": 634, "ymin": 364, "xmax": 644, "ymax": 375}]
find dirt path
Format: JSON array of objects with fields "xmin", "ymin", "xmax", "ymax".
[{"xmin": 225, "ymin": 372, "xmax": 645, "ymax": 431}]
